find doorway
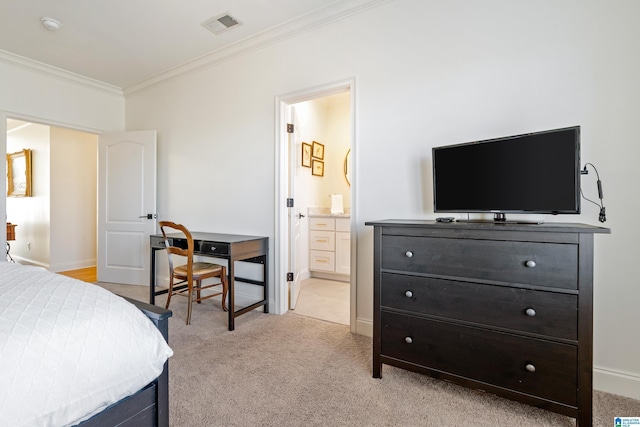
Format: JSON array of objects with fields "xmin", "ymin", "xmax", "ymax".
[
  {"xmin": 275, "ymin": 79, "xmax": 356, "ymax": 331},
  {"xmin": 5, "ymin": 118, "xmax": 98, "ymax": 271}
]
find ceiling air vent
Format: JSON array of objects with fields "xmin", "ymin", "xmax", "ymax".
[{"xmin": 202, "ymin": 13, "xmax": 241, "ymax": 35}]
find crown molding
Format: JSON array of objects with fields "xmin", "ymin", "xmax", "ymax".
[
  {"xmin": 0, "ymin": 0, "xmax": 390, "ymax": 98},
  {"xmin": 123, "ymin": 0, "xmax": 391, "ymax": 97},
  {"xmin": 0, "ymin": 49, "xmax": 123, "ymax": 96}
]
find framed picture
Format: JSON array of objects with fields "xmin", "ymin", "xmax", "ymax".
[
  {"xmin": 302, "ymin": 142, "xmax": 312, "ymax": 167},
  {"xmin": 312, "ymin": 159, "xmax": 324, "ymax": 177},
  {"xmin": 312, "ymin": 141, "xmax": 324, "ymax": 159},
  {"xmin": 7, "ymin": 149, "xmax": 32, "ymax": 197}
]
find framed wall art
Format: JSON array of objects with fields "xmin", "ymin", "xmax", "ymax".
[
  {"xmin": 312, "ymin": 159, "xmax": 324, "ymax": 177},
  {"xmin": 7, "ymin": 149, "xmax": 32, "ymax": 197},
  {"xmin": 302, "ymin": 142, "xmax": 312, "ymax": 167},
  {"xmin": 312, "ymin": 141, "xmax": 324, "ymax": 159}
]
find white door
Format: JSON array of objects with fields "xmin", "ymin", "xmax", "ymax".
[
  {"xmin": 288, "ymin": 113, "xmax": 302, "ymax": 309},
  {"xmin": 97, "ymin": 131, "xmax": 157, "ymax": 285}
]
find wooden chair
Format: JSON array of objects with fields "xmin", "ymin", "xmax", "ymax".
[{"xmin": 159, "ymin": 221, "xmax": 228, "ymax": 325}]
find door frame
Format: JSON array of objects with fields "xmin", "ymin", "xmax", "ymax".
[
  {"xmin": 1, "ymin": 110, "xmax": 105, "ymax": 262},
  {"xmin": 274, "ymin": 78, "xmax": 357, "ymax": 332}
]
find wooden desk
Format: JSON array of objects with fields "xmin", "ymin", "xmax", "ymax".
[{"xmin": 150, "ymin": 232, "xmax": 268, "ymax": 331}]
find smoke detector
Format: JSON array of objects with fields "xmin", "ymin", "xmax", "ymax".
[
  {"xmin": 202, "ymin": 13, "xmax": 241, "ymax": 35},
  {"xmin": 41, "ymin": 17, "xmax": 62, "ymax": 31}
]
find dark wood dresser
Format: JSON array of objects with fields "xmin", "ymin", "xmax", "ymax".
[{"xmin": 365, "ymin": 220, "xmax": 609, "ymax": 426}]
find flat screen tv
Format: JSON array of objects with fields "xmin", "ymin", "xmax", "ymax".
[{"xmin": 432, "ymin": 126, "xmax": 580, "ymax": 222}]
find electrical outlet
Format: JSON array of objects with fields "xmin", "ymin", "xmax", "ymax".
[{"xmin": 27, "ymin": 242, "xmax": 31, "ymax": 250}]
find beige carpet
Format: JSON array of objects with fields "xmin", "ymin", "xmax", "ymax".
[{"xmin": 97, "ymin": 282, "xmax": 640, "ymax": 427}]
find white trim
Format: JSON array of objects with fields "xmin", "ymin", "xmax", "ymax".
[
  {"xmin": 2, "ymin": 111, "xmax": 106, "ymax": 273},
  {"xmin": 0, "ymin": 50, "xmax": 123, "ymax": 96},
  {"xmin": 3, "ymin": 110, "xmax": 106, "ymax": 135},
  {"xmin": 594, "ymin": 367, "xmax": 640, "ymax": 400},
  {"xmin": 124, "ymin": 0, "xmax": 390, "ymax": 96},
  {"xmin": 274, "ymin": 78, "xmax": 357, "ymax": 333},
  {"xmin": 1, "ymin": 1, "xmax": 390, "ymax": 95}
]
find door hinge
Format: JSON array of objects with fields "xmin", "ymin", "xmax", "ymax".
[
  {"xmin": 286, "ymin": 198, "xmax": 294, "ymax": 207},
  {"xmin": 286, "ymin": 272, "xmax": 294, "ymax": 282},
  {"xmin": 287, "ymin": 123, "xmax": 294, "ymax": 133}
]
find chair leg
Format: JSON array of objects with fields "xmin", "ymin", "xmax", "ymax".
[
  {"xmin": 165, "ymin": 276, "xmax": 174, "ymax": 309},
  {"xmin": 196, "ymin": 280, "xmax": 202, "ymax": 304},
  {"xmin": 186, "ymin": 280, "xmax": 193, "ymax": 325},
  {"xmin": 221, "ymin": 269, "xmax": 229, "ymax": 312}
]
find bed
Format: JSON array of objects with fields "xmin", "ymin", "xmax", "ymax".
[{"xmin": 0, "ymin": 262, "xmax": 173, "ymax": 427}]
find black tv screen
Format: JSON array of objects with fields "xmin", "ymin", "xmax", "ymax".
[{"xmin": 432, "ymin": 126, "xmax": 580, "ymax": 216}]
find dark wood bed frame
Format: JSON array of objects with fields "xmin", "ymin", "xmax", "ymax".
[{"xmin": 77, "ymin": 297, "xmax": 172, "ymax": 427}]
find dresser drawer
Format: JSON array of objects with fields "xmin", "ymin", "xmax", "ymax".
[
  {"xmin": 382, "ymin": 236, "xmax": 578, "ymax": 289},
  {"xmin": 381, "ymin": 273, "xmax": 577, "ymax": 340},
  {"xmin": 381, "ymin": 311, "xmax": 577, "ymax": 406}
]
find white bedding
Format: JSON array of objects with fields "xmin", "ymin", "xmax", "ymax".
[{"xmin": 0, "ymin": 262, "xmax": 173, "ymax": 427}]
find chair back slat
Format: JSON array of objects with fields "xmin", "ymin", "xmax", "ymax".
[{"xmin": 159, "ymin": 221, "xmax": 195, "ymax": 281}]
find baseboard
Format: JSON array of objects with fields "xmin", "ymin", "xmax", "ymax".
[
  {"xmin": 310, "ymin": 271, "xmax": 350, "ymax": 282},
  {"xmin": 356, "ymin": 317, "xmax": 373, "ymax": 337},
  {"xmin": 10, "ymin": 256, "xmax": 49, "ymax": 268},
  {"xmin": 49, "ymin": 259, "xmax": 96, "ymax": 273},
  {"xmin": 594, "ymin": 367, "xmax": 640, "ymax": 400},
  {"xmin": 11, "ymin": 256, "xmax": 97, "ymax": 272}
]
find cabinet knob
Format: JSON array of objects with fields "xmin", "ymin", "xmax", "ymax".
[
  {"xmin": 525, "ymin": 260, "xmax": 536, "ymax": 268},
  {"xmin": 525, "ymin": 363, "xmax": 536, "ymax": 373},
  {"xmin": 405, "ymin": 251, "xmax": 414, "ymax": 258},
  {"xmin": 405, "ymin": 336, "xmax": 413, "ymax": 344},
  {"xmin": 525, "ymin": 308, "xmax": 536, "ymax": 317},
  {"xmin": 405, "ymin": 290, "xmax": 413, "ymax": 298}
]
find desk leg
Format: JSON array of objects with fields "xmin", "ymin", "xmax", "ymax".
[
  {"xmin": 228, "ymin": 259, "xmax": 235, "ymax": 331},
  {"xmin": 263, "ymin": 253, "xmax": 269, "ymax": 313},
  {"xmin": 150, "ymin": 248, "xmax": 157, "ymax": 305}
]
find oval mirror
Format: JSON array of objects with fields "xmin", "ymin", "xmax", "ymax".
[{"xmin": 344, "ymin": 149, "xmax": 351, "ymax": 186}]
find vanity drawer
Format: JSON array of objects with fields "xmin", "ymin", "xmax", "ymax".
[
  {"xmin": 309, "ymin": 230, "xmax": 335, "ymax": 251},
  {"xmin": 381, "ymin": 236, "xmax": 578, "ymax": 289},
  {"xmin": 381, "ymin": 273, "xmax": 577, "ymax": 340},
  {"xmin": 310, "ymin": 250, "xmax": 335, "ymax": 271},
  {"xmin": 381, "ymin": 311, "xmax": 577, "ymax": 406},
  {"xmin": 310, "ymin": 217, "xmax": 335, "ymax": 231}
]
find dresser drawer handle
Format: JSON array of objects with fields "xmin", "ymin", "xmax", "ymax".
[
  {"xmin": 405, "ymin": 337, "xmax": 413, "ymax": 344},
  {"xmin": 405, "ymin": 251, "xmax": 414, "ymax": 258},
  {"xmin": 525, "ymin": 363, "xmax": 536, "ymax": 373},
  {"xmin": 525, "ymin": 308, "xmax": 536, "ymax": 317},
  {"xmin": 405, "ymin": 290, "xmax": 413, "ymax": 298},
  {"xmin": 525, "ymin": 260, "xmax": 537, "ymax": 268}
]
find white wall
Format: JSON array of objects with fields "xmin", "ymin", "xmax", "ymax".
[
  {"xmin": 50, "ymin": 127, "xmax": 98, "ymax": 271},
  {"xmin": 295, "ymin": 93, "xmax": 351, "ymax": 210},
  {"xmin": 1, "ymin": 0, "xmax": 638, "ymax": 400},
  {"xmin": 0, "ymin": 58, "xmax": 124, "ymax": 250},
  {"xmin": 6, "ymin": 123, "xmax": 51, "ymax": 265},
  {"xmin": 125, "ymin": 0, "xmax": 640, "ymax": 398},
  {"xmin": 6, "ymin": 124, "xmax": 98, "ymax": 270}
]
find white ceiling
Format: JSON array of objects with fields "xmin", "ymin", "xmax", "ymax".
[{"xmin": 0, "ymin": 0, "xmax": 379, "ymax": 90}]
